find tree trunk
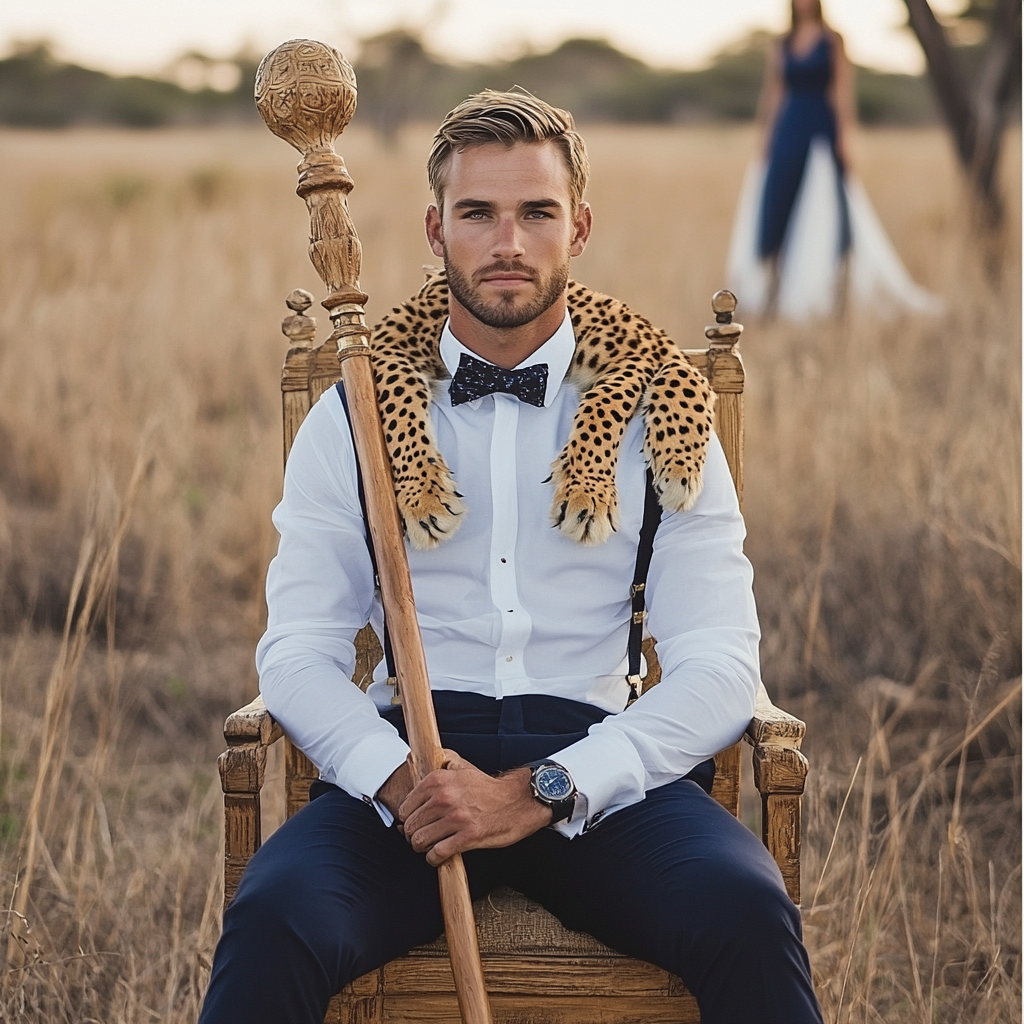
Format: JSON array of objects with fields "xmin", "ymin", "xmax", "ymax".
[
  {"xmin": 903, "ymin": 0, "xmax": 973, "ymax": 161},
  {"xmin": 970, "ymin": 0, "xmax": 1022, "ymax": 223},
  {"xmin": 903, "ymin": 0, "xmax": 1021, "ymax": 225}
]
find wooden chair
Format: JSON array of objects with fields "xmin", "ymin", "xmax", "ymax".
[{"xmin": 218, "ymin": 288, "xmax": 810, "ymax": 1024}]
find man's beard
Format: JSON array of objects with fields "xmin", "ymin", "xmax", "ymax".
[{"xmin": 444, "ymin": 250, "xmax": 569, "ymax": 330}]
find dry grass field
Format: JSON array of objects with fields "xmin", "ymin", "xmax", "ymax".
[{"xmin": 0, "ymin": 122, "xmax": 1018, "ymax": 1023}]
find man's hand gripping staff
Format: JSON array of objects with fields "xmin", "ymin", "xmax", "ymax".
[{"xmin": 380, "ymin": 754, "xmax": 553, "ymax": 867}]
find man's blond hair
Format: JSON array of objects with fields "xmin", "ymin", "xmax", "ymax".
[{"xmin": 427, "ymin": 89, "xmax": 590, "ymax": 211}]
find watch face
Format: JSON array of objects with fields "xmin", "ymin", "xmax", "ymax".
[{"xmin": 535, "ymin": 765, "xmax": 574, "ymax": 801}]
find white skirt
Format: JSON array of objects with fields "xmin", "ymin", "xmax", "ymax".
[{"xmin": 726, "ymin": 138, "xmax": 944, "ymax": 320}]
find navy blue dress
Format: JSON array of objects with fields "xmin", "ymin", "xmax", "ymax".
[{"xmin": 758, "ymin": 33, "xmax": 850, "ymax": 259}]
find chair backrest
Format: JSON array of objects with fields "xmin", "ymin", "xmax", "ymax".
[{"xmin": 275, "ymin": 287, "xmax": 745, "ymax": 820}]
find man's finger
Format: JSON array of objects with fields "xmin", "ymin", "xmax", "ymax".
[
  {"xmin": 409, "ymin": 818, "xmax": 461, "ymax": 856},
  {"xmin": 397, "ymin": 767, "xmax": 449, "ymax": 822},
  {"xmin": 425, "ymin": 833, "xmax": 465, "ymax": 867},
  {"xmin": 440, "ymin": 749, "xmax": 471, "ymax": 771},
  {"xmin": 402, "ymin": 796, "xmax": 450, "ymax": 837}
]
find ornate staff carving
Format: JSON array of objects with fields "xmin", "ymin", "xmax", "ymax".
[{"xmin": 255, "ymin": 39, "xmax": 492, "ymax": 1024}]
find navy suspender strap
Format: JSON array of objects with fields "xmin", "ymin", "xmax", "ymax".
[
  {"xmin": 337, "ymin": 381, "xmax": 658, "ymax": 705},
  {"xmin": 335, "ymin": 382, "xmax": 398, "ymax": 686},
  {"xmin": 626, "ymin": 470, "xmax": 662, "ymax": 703}
]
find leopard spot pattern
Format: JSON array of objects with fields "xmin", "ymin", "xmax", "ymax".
[{"xmin": 367, "ymin": 272, "xmax": 713, "ymax": 548}]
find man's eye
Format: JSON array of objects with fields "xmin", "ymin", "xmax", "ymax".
[
  {"xmin": 463, "ymin": 210, "xmax": 488, "ymax": 219},
  {"xmin": 525, "ymin": 211, "xmax": 553, "ymax": 219}
]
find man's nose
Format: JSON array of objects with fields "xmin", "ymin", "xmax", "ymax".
[{"xmin": 491, "ymin": 215, "xmax": 525, "ymax": 260}]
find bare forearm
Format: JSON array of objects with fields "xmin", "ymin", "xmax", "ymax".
[
  {"xmin": 756, "ymin": 44, "xmax": 783, "ymax": 156},
  {"xmin": 830, "ymin": 37, "xmax": 857, "ymax": 166},
  {"xmin": 758, "ymin": 86, "xmax": 781, "ymax": 140},
  {"xmin": 378, "ymin": 757, "xmax": 415, "ymax": 818}
]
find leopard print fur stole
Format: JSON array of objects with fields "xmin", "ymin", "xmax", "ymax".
[{"xmin": 369, "ymin": 272, "xmax": 714, "ymax": 550}]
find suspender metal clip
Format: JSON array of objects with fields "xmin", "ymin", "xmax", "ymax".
[
  {"xmin": 626, "ymin": 674, "xmax": 644, "ymax": 705},
  {"xmin": 387, "ymin": 676, "xmax": 402, "ymax": 705}
]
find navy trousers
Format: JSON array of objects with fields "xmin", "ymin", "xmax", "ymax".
[{"xmin": 200, "ymin": 693, "xmax": 822, "ymax": 1024}]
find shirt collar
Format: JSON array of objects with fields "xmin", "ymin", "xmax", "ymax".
[{"xmin": 439, "ymin": 307, "xmax": 575, "ymax": 409}]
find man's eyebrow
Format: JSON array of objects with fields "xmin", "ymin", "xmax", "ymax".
[
  {"xmin": 451, "ymin": 199, "xmax": 495, "ymax": 211},
  {"xmin": 449, "ymin": 198, "xmax": 564, "ymax": 212}
]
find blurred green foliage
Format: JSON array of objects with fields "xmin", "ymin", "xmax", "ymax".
[
  {"xmin": 0, "ymin": 34, "xmax": 938, "ymax": 132},
  {"xmin": 349, "ymin": 32, "xmax": 938, "ymax": 138},
  {"xmin": 0, "ymin": 41, "xmax": 261, "ymax": 128}
]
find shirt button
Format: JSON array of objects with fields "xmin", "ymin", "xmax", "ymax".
[{"xmin": 506, "ymin": 655, "xmax": 514, "ymax": 663}]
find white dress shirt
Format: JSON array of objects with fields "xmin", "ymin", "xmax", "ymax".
[{"xmin": 256, "ymin": 309, "xmax": 761, "ymax": 838}]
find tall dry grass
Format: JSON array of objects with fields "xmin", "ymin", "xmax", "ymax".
[{"xmin": 0, "ymin": 123, "xmax": 1018, "ymax": 1022}]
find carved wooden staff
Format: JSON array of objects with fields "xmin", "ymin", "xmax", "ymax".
[{"xmin": 255, "ymin": 39, "xmax": 492, "ymax": 1024}]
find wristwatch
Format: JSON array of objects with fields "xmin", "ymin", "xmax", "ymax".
[{"xmin": 525, "ymin": 760, "xmax": 577, "ymax": 825}]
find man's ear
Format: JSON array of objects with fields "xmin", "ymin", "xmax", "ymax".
[
  {"xmin": 569, "ymin": 202, "xmax": 593, "ymax": 258},
  {"xmin": 425, "ymin": 204, "xmax": 445, "ymax": 259}
]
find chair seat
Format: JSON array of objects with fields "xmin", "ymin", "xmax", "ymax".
[
  {"xmin": 417, "ymin": 887, "xmax": 615, "ymax": 957},
  {"xmin": 329, "ymin": 887, "xmax": 699, "ymax": 1023}
]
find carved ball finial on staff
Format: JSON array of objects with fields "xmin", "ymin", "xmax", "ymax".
[{"xmin": 255, "ymin": 39, "xmax": 369, "ymax": 353}]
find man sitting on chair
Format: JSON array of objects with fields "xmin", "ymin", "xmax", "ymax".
[{"xmin": 199, "ymin": 90, "xmax": 823, "ymax": 1024}]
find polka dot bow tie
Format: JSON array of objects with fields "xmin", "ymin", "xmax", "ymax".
[{"xmin": 448, "ymin": 353, "xmax": 549, "ymax": 408}]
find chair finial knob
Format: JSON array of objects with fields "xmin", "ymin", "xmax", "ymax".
[
  {"xmin": 711, "ymin": 289, "xmax": 738, "ymax": 321},
  {"xmin": 286, "ymin": 288, "xmax": 314, "ymax": 314},
  {"xmin": 282, "ymin": 289, "xmax": 317, "ymax": 348},
  {"xmin": 706, "ymin": 290, "xmax": 742, "ymax": 348}
]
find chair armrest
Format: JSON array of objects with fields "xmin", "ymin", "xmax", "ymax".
[
  {"xmin": 224, "ymin": 693, "xmax": 284, "ymax": 749},
  {"xmin": 219, "ymin": 694, "xmax": 284, "ymax": 906},
  {"xmin": 744, "ymin": 683, "xmax": 809, "ymax": 906},
  {"xmin": 744, "ymin": 682, "xmax": 805, "ymax": 750}
]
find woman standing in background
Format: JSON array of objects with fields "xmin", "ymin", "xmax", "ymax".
[{"xmin": 728, "ymin": 0, "xmax": 942, "ymax": 319}]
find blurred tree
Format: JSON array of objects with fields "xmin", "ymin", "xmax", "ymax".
[
  {"xmin": 0, "ymin": 35, "xmax": 938, "ymax": 132},
  {"xmin": 902, "ymin": 0, "xmax": 1021, "ymax": 224},
  {"xmin": 355, "ymin": 30, "xmax": 445, "ymax": 143},
  {"xmin": 350, "ymin": 33, "xmax": 935, "ymax": 132},
  {"xmin": 0, "ymin": 40, "xmax": 260, "ymax": 127},
  {"xmin": 0, "ymin": 41, "xmax": 119, "ymax": 126}
]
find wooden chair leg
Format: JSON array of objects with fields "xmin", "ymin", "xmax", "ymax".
[
  {"xmin": 219, "ymin": 741, "xmax": 267, "ymax": 906},
  {"xmin": 752, "ymin": 745, "xmax": 808, "ymax": 905}
]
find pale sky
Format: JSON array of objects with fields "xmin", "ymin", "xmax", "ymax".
[{"xmin": 0, "ymin": 0, "xmax": 965, "ymax": 76}]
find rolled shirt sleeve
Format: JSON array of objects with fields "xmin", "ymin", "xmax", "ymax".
[
  {"xmin": 255, "ymin": 392, "xmax": 411, "ymax": 816},
  {"xmin": 551, "ymin": 434, "xmax": 760, "ymax": 838}
]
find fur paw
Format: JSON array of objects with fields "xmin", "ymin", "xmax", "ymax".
[
  {"xmin": 548, "ymin": 460, "xmax": 619, "ymax": 545},
  {"xmin": 396, "ymin": 465, "xmax": 467, "ymax": 550},
  {"xmin": 642, "ymin": 357, "xmax": 714, "ymax": 514},
  {"xmin": 652, "ymin": 471, "xmax": 703, "ymax": 513}
]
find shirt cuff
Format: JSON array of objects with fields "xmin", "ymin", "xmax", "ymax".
[
  {"xmin": 370, "ymin": 796, "xmax": 396, "ymax": 828},
  {"xmin": 332, "ymin": 729, "xmax": 411, "ymax": 828},
  {"xmin": 549, "ymin": 726, "xmax": 647, "ymax": 839}
]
